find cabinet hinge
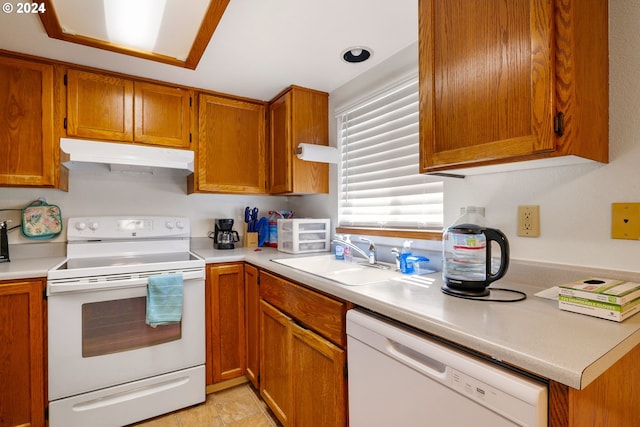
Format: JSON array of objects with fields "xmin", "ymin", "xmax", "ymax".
[
  {"xmin": 63, "ymin": 117, "xmax": 67, "ymax": 130},
  {"xmin": 343, "ymin": 362, "xmax": 348, "ymax": 379},
  {"xmin": 63, "ymin": 74, "xmax": 67, "ymax": 86},
  {"xmin": 42, "ymin": 287, "xmax": 47, "ymax": 300},
  {"xmin": 45, "ymin": 405, "xmax": 49, "ymax": 420},
  {"xmin": 257, "ymin": 276, "xmax": 261, "ymax": 285},
  {"xmin": 189, "ymin": 133, "xmax": 192, "ymax": 143},
  {"xmin": 554, "ymin": 112, "xmax": 565, "ymax": 136},
  {"xmin": 190, "ymin": 96, "xmax": 192, "ymax": 107}
]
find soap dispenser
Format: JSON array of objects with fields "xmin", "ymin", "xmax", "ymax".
[
  {"xmin": 399, "ymin": 240, "xmax": 413, "ymax": 274},
  {"xmin": 334, "ymin": 234, "xmax": 345, "ymax": 260},
  {"xmin": 343, "ymin": 235, "xmax": 353, "ymax": 262}
]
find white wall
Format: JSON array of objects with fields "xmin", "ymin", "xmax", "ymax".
[
  {"xmin": 296, "ymin": 1, "xmax": 640, "ymax": 272},
  {"xmin": 1, "ymin": 169, "xmax": 288, "ymax": 244}
]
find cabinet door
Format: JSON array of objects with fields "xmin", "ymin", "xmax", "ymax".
[
  {"xmin": 269, "ymin": 86, "xmax": 329, "ymax": 195},
  {"xmin": 291, "ymin": 322, "xmax": 346, "ymax": 427},
  {"xmin": 260, "ymin": 300, "xmax": 292, "ymax": 426},
  {"xmin": 0, "ymin": 279, "xmax": 45, "ymax": 427},
  {"xmin": 419, "ymin": 0, "xmax": 555, "ymax": 172},
  {"xmin": 134, "ymin": 82, "xmax": 192, "ymax": 148},
  {"xmin": 289, "ymin": 87, "xmax": 329, "ymax": 194},
  {"xmin": 269, "ymin": 91, "xmax": 292, "ymax": 194},
  {"xmin": 0, "ymin": 56, "xmax": 55, "ymax": 187},
  {"xmin": 197, "ymin": 94, "xmax": 266, "ymax": 193},
  {"xmin": 244, "ymin": 264, "xmax": 260, "ymax": 389},
  {"xmin": 66, "ymin": 69, "xmax": 134, "ymax": 141},
  {"xmin": 206, "ymin": 263, "xmax": 246, "ymax": 385}
]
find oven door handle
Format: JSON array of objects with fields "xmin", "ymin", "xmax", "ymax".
[{"xmin": 47, "ymin": 269, "xmax": 204, "ymax": 294}]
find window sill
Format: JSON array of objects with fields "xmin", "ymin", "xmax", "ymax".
[{"xmin": 335, "ymin": 227, "xmax": 443, "ymax": 241}]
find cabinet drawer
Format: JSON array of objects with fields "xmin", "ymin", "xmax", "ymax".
[{"xmin": 260, "ymin": 271, "xmax": 346, "ymax": 347}]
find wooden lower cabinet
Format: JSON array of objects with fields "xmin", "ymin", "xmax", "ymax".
[
  {"xmin": 244, "ymin": 264, "xmax": 260, "ymax": 389},
  {"xmin": 0, "ymin": 278, "xmax": 45, "ymax": 427},
  {"xmin": 260, "ymin": 300, "xmax": 292, "ymax": 425},
  {"xmin": 205, "ymin": 263, "xmax": 246, "ymax": 385},
  {"xmin": 259, "ymin": 271, "xmax": 348, "ymax": 427},
  {"xmin": 548, "ymin": 341, "xmax": 640, "ymax": 427},
  {"xmin": 291, "ymin": 320, "xmax": 345, "ymax": 427}
]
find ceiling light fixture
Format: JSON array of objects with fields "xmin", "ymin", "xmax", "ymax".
[
  {"xmin": 105, "ymin": 0, "xmax": 167, "ymax": 52},
  {"xmin": 342, "ymin": 46, "xmax": 372, "ymax": 63}
]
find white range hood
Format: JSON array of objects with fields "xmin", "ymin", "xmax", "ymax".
[{"xmin": 60, "ymin": 138, "xmax": 194, "ymax": 175}]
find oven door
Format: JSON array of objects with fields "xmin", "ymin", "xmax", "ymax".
[{"xmin": 48, "ymin": 269, "xmax": 205, "ymax": 401}]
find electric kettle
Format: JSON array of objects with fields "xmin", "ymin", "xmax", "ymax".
[{"xmin": 442, "ymin": 224, "xmax": 509, "ymax": 297}]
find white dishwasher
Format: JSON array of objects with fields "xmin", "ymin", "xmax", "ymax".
[{"xmin": 347, "ymin": 309, "xmax": 547, "ymax": 427}]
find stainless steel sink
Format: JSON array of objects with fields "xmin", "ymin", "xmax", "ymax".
[{"xmin": 271, "ymin": 254, "xmax": 401, "ymax": 286}]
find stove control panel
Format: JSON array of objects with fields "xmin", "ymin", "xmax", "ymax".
[{"xmin": 67, "ymin": 216, "xmax": 190, "ymax": 240}]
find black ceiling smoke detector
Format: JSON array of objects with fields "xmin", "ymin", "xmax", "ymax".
[{"xmin": 342, "ymin": 47, "xmax": 372, "ymax": 63}]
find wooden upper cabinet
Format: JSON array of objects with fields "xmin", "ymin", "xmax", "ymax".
[
  {"xmin": 65, "ymin": 68, "xmax": 193, "ymax": 148},
  {"xmin": 134, "ymin": 82, "xmax": 192, "ymax": 148},
  {"xmin": 193, "ymin": 93, "xmax": 266, "ymax": 193},
  {"xmin": 419, "ymin": 0, "xmax": 608, "ymax": 174},
  {"xmin": 66, "ymin": 68, "xmax": 134, "ymax": 141},
  {"xmin": 269, "ymin": 86, "xmax": 329, "ymax": 195},
  {"xmin": 0, "ymin": 56, "xmax": 56, "ymax": 187}
]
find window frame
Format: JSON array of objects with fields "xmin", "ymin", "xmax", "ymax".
[{"xmin": 335, "ymin": 73, "xmax": 443, "ymax": 240}]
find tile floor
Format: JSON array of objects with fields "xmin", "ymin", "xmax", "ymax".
[{"xmin": 128, "ymin": 384, "xmax": 280, "ymax": 427}]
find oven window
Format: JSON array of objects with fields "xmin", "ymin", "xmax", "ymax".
[{"xmin": 82, "ymin": 297, "xmax": 181, "ymax": 357}]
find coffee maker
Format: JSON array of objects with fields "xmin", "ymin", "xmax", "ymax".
[{"xmin": 214, "ymin": 218, "xmax": 240, "ymax": 250}]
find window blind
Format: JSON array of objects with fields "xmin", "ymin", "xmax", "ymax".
[{"xmin": 338, "ymin": 75, "xmax": 443, "ymax": 231}]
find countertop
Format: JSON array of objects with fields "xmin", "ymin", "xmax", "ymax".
[
  {"xmin": 3, "ymin": 244, "xmax": 640, "ymax": 391},
  {"xmin": 195, "ymin": 246, "xmax": 640, "ymax": 390}
]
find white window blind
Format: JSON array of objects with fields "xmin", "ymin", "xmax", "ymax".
[{"xmin": 338, "ymin": 75, "xmax": 443, "ymax": 231}]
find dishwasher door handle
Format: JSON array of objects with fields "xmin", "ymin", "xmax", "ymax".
[{"xmin": 388, "ymin": 339, "xmax": 447, "ymax": 379}]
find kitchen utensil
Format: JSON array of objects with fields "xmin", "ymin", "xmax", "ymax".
[
  {"xmin": 442, "ymin": 224, "xmax": 509, "ymax": 297},
  {"xmin": 244, "ymin": 207, "xmax": 258, "ymax": 232}
]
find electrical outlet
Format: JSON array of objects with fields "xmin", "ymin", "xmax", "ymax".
[
  {"xmin": 517, "ymin": 205, "xmax": 540, "ymax": 237},
  {"xmin": 612, "ymin": 203, "xmax": 640, "ymax": 240}
]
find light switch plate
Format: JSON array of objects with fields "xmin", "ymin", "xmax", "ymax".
[{"xmin": 611, "ymin": 203, "xmax": 640, "ymax": 240}]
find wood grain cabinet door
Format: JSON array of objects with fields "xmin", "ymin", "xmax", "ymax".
[
  {"xmin": 206, "ymin": 263, "xmax": 246, "ymax": 385},
  {"xmin": 0, "ymin": 279, "xmax": 45, "ymax": 427},
  {"xmin": 291, "ymin": 322, "xmax": 346, "ymax": 427},
  {"xmin": 196, "ymin": 94, "xmax": 267, "ymax": 193},
  {"xmin": 66, "ymin": 68, "xmax": 134, "ymax": 141},
  {"xmin": 134, "ymin": 82, "xmax": 193, "ymax": 148},
  {"xmin": 260, "ymin": 300, "xmax": 292, "ymax": 427},
  {"xmin": 0, "ymin": 56, "xmax": 55, "ymax": 187},
  {"xmin": 269, "ymin": 86, "xmax": 329, "ymax": 195},
  {"xmin": 244, "ymin": 264, "xmax": 260, "ymax": 389},
  {"xmin": 419, "ymin": 0, "xmax": 555, "ymax": 171},
  {"xmin": 269, "ymin": 91, "xmax": 292, "ymax": 194}
]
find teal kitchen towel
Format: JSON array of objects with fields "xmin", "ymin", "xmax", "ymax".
[{"xmin": 146, "ymin": 273, "xmax": 184, "ymax": 327}]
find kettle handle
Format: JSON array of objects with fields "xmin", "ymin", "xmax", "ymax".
[{"xmin": 484, "ymin": 228, "xmax": 510, "ymax": 284}]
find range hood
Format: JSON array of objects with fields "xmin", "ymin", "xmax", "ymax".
[{"xmin": 60, "ymin": 138, "xmax": 194, "ymax": 175}]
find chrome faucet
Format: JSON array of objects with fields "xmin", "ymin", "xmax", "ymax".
[{"xmin": 332, "ymin": 236, "xmax": 378, "ymax": 265}]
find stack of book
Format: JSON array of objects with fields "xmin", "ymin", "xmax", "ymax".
[{"xmin": 558, "ymin": 278, "xmax": 640, "ymax": 322}]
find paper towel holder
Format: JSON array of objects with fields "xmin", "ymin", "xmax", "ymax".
[{"xmin": 294, "ymin": 143, "xmax": 340, "ymax": 164}]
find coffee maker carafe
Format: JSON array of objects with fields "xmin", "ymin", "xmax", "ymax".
[{"xmin": 214, "ymin": 219, "xmax": 240, "ymax": 250}]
